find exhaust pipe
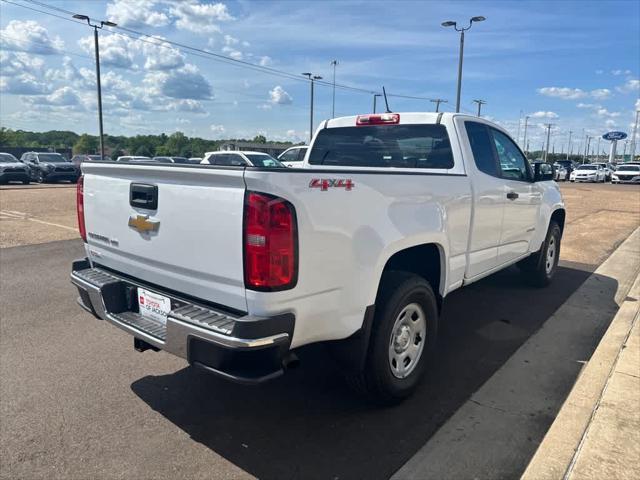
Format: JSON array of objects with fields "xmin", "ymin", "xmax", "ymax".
[{"xmin": 282, "ymin": 351, "xmax": 300, "ymax": 370}]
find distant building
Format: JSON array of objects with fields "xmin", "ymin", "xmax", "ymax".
[{"xmin": 219, "ymin": 141, "xmax": 301, "ymax": 157}]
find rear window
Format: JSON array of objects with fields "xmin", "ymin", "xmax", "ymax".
[{"xmin": 308, "ymin": 124, "xmax": 454, "ymax": 169}]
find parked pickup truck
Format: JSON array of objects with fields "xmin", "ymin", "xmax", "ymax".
[{"xmin": 71, "ymin": 112, "xmax": 565, "ymax": 403}]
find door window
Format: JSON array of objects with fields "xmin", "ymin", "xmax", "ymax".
[
  {"xmin": 213, "ymin": 154, "xmax": 246, "ymax": 166},
  {"xmin": 464, "ymin": 122, "xmax": 499, "ymax": 177},
  {"xmin": 280, "ymin": 149, "xmax": 301, "ymax": 163},
  {"xmin": 490, "ymin": 129, "xmax": 531, "ymax": 181}
]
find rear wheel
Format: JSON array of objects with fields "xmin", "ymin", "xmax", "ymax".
[
  {"xmin": 347, "ymin": 271, "xmax": 438, "ymax": 404},
  {"xmin": 518, "ymin": 221, "xmax": 561, "ymax": 287},
  {"xmin": 35, "ymin": 171, "xmax": 44, "ymax": 183}
]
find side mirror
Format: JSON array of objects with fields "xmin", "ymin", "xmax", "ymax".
[{"xmin": 534, "ymin": 162, "xmax": 554, "ymax": 182}]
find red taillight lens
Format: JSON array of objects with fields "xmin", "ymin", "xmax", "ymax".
[
  {"xmin": 244, "ymin": 191, "xmax": 297, "ymax": 290},
  {"xmin": 356, "ymin": 113, "xmax": 400, "ymax": 125},
  {"xmin": 76, "ymin": 175, "xmax": 87, "ymax": 242}
]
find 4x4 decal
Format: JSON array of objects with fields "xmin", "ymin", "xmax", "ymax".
[{"xmin": 309, "ymin": 178, "xmax": 355, "ymax": 191}]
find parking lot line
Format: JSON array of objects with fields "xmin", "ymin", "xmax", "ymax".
[{"xmin": 0, "ymin": 210, "xmax": 77, "ymax": 232}]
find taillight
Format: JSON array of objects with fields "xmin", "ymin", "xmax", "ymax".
[
  {"xmin": 244, "ymin": 191, "xmax": 298, "ymax": 290},
  {"xmin": 77, "ymin": 175, "xmax": 87, "ymax": 242},
  {"xmin": 356, "ymin": 113, "xmax": 400, "ymax": 125}
]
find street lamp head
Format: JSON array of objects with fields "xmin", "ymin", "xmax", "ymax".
[
  {"xmin": 441, "ymin": 21, "xmax": 456, "ymax": 27},
  {"xmin": 301, "ymin": 72, "xmax": 312, "ymax": 78},
  {"xmin": 313, "ymin": 75, "xmax": 322, "ymax": 80},
  {"xmin": 102, "ymin": 21, "xmax": 117, "ymax": 27},
  {"xmin": 72, "ymin": 14, "xmax": 90, "ymax": 21},
  {"xmin": 471, "ymin": 16, "xmax": 486, "ymax": 23}
]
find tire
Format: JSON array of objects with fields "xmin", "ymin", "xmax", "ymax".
[
  {"xmin": 22, "ymin": 178, "xmax": 29, "ymax": 185},
  {"xmin": 518, "ymin": 221, "xmax": 561, "ymax": 287},
  {"xmin": 346, "ymin": 271, "xmax": 438, "ymax": 404},
  {"xmin": 35, "ymin": 171, "xmax": 44, "ymax": 183}
]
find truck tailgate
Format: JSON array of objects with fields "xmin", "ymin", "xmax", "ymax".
[{"xmin": 81, "ymin": 163, "xmax": 247, "ymax": 312}]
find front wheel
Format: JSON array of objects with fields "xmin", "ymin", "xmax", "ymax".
[
  {"xmin": 518, "ymin": 221, "xmax": 561, "ymax": 287},
  {"xmin": 35, "ymin": 171, "xmax": 44, "ymax": 183},
  {"xmin": 346, "ymin": 271, "xmax": 438, "ymax": 404}
]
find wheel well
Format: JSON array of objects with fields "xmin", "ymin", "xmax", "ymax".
[
  {"xmin": 379, "ymin": 244, "xmax": 443, "ymax": 308},
  {"xmin": 551, "ymin": 209, "xmax": 566, "ymax": 235}
]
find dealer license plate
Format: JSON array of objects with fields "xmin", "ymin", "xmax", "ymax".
[{"xmin": 137, "ymin": 288, "xmax": 171, "ymax": 325}]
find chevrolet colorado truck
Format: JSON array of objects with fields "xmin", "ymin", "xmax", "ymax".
[{"xmin": 71, "ymin": 112, "xmax": 565, "ymax": 403}]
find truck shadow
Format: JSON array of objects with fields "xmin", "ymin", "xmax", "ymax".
[{"xmin": 131, "ymin": 263, "xmax": 618, "ymax": 480}]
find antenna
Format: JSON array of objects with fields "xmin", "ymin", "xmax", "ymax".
[{"xmin": 382, "ymin": 86, "xmax": 391, "ymax": 113}]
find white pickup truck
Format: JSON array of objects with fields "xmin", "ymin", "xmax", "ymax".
[{"xmin": 71, "ymin": 112, "xmax": 565, "ymax": 403}]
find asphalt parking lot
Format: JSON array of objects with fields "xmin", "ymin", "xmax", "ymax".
[{"xmin": 1, "ymin": 182, "xmax": 639, "ymax": 480}]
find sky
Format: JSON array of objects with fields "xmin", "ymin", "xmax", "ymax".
[{"xmin": 0, "ymin": 0, "xmax": 639, "ymax": 153}]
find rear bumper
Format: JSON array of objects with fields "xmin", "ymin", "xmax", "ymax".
[
  {"xmin": 70, "ymin": 259, "xmax": 294, "ymax": 384},
  {"xmin": 0, "ymin": 172, "xmax": 30, "ymax": 182},
  {"xmin": 44, "ymin": 171, "xmax": 79, "ymax": 181}
]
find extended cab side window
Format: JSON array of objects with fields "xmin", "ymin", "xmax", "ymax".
[
  {"xmin": 308, "ymin": 124, "xmax": 454, "ymax": 169},
  {"xmin": 464, "ymin": 121, "xmax": 499, "ymax": 177},
  {"xmin": 213, "ymin": 154, "xmax": 245, "ymax": 166},
  {"xmin": 490, "ymin": 128, "xmax": 531, "ymax": 181},
  {"xmin": 280, "ymin": 149, "xmax": 301, "ymax": 162}
]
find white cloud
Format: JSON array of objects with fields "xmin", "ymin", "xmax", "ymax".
[
  {"xmin": 0, "ymin": 51, "xmax": 45, "ymax": 77},
  {"xmin": 105, "ymin": 0, "xmax": 170, "ymax": 28},
  {"xmin": 171, "ymin": 99, "xmax": 206, "ymax": 113},
  {"xmin": 595, "ymin": 69, "xmax": 604, "ymax": 75},
  {"xmin": 141, "ymin": 38, "xmax": 185, "ymax": 70},
  {"xmin": 0, "ymin": 74, "xmax": 49, "ymax": 95},
  {"xmin": 591, "ymin": 88, "xmax": 611, "ymax": 100},
  {"xmin": 79, "ymin": 34, "xmax": 136, "ymax": 69},
  {"xmin": 0, "ymin": 20, "xmax": 64, "ymax": 55},
  {"xmin": 25, "ymin": 86, "xmax": 81, "ymax": 107},
  {"xmin": 530, "ymin": 111, "xmax": 559, "ymax": 119},
  {"xmin": 224, "ymin": 35, "xmax": 239, "ymax": 46},
  {"xmin": 269, "ymin": 85, "xmax": 292, "ymax": 105},
  {"xmin": 538, "ymin": 87, "xmax": 587, "ymax": 100},
  {"xmin": 635, "ymin": 98, "xmax": 640, "ymax": 110},
  {"xmin": 259, "ymin": 56, "xmax": 272, "ymax": 67},
  {"xmin": 596, "ymin": 107, "xmax": 620, "ymax": 118},
  {"xmin": 222, "ymin": 46, "xmax": 243, "ymax": 60},
  {"xmin": 169, "ymin": 1, "xmax": 234, "ymax": 34},
  {"xmin": 210, "ymin": 124, "xmax": 226, "ymax": 138},
  {"xmin": 617, "ymin": 79, "xmax": 640, "ymax": 94},
  {"xmin": 605, "ymin": 119, "xmax": 617, "ymax": 129},
  {"xmin": 611, "ymin": 69, "xmax": 632, "ymax": 76},
  {"xmin": 577, "ymin": 103, "xmax": 596, "ymax": 109},
  {"xmin": 45, "ymin": 57, "xmax": 94, "ymax": 90},
  {"xmin": 144, "ymin": 63, "xmax": 213, "ymax": 100}
]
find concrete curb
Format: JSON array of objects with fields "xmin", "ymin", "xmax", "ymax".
[
  {"xmin": 392, "ymin": 227, "xmax": 640, "ymax": 480},
  {"xmin": 522, "ymin": 274, "xmax": 640, "ymax": 480}
]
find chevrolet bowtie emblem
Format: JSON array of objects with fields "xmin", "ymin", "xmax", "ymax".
[{"xmin": 128, "ymin": 215, "xmax": 159, "ymax": 233}]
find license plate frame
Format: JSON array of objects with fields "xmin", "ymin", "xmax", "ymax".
[{"xmin": 137, "ymin": 288, "xmax": 172, "ymax": 325}]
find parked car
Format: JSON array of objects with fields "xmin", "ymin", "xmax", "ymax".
[
  {"xmin": 553, "ymin": 163, "xmax": 567, "ymax": 181},
  {"xmin": 201, "ymin": 151, "xmax": 285, "ymax": 168},
  {"xmin": 188, "ymin": 157, "xmax": 203, "ymax": 164},
  {"xmin": 569, "ymin": 164, "xmax": 606, "ymax": 183},
  {"xmin": 71, "ymin": 154, "xmax": 111, "ymax": 166},
  {"xmin": 116, "ymin": 156, "xmax": 152, "ymax": 162},
  {"xmin": 0, "ymin": 152, "xmax": 30, "ymax": 184},
  {"xmin": 152, "ymin": 156, "xmax": 189, "ymax": 164},
  {"xmin": 71, "ymin": 112, "xmax": 564, "ymax": 403},
  {"xmin": 20, "ymin": 152, "xmax": 79, "ymax": 183},
  {"xmin": 277, "ymin": 146, "xmax": 309, "ymax": 167},
  {"xmin": 611, "ymin": 164, "xmax": 640, "ymax": 184},
  {"xmin": 593, "ymin": 162, "xmax": 613, "ymax": 181},
  {"xmin": 555, "ymin": 160, "xmax": 577, "ymax": 180}
]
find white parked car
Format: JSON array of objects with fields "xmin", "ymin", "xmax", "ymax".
[
  {"xmin": 116, "ymin": 156, "xmax": 152, "ymax": 163},
  {"xmin": 553, "ymin": 163, "xmax": 567, "ymax": 181},
  {"xmin": 612, "ymin": 164, "xmax": 640, "ymax": 184},
  {"xmin": 277, "ymin": 146, "xmax": 309, "ymax": 167},
  {"xmin": 201, "ymin": 151, "xmax": 285, "ymax": 168},
  {"xmin": 71, "ymin": 112, "xmax": 564, "ymax": 403},
  {"xmin": 593, "ymin": 162, "xmax": 613, "ymax": 181},
  {"xmin": 570, "ymin": 164, "xmax": 606, "ymax": 182}
]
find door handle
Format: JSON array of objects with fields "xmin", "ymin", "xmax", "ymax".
[{"xmin": 506, "ymin": 191, "xmax": 519, "ymax": 200}]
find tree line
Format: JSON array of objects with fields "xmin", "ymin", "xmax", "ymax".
[{"xmin": 0, "ymin": 128, "xmax": 296, "ymax": 158}]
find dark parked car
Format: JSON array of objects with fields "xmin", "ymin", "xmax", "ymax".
[
  {"xmin": 20, "ymin": 152, "xmax": 80, "ymax": 183},
  {"xmin": 0, "ymin": 152, "xmax": 30, "ymax": 184}
]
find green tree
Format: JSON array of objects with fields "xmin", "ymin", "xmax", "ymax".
[
  {"xmin": 73, "ymin": 134, "xmax": 98, "ymax": 154},
  {"xmin": 252, "ymin": 134, "xmax": 267, "ymax": 144},
  {"xmin": 134, "ymin": 145, "xmax": 152, "ymax": 157},
  {"xmin": 164, "ymin": 131, "xmax": 189, "ymax": 155}
]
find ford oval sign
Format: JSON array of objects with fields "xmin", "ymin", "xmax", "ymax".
[{"xmin": 602, "ymin": 131, "xmax": 627, "ymax": 141}]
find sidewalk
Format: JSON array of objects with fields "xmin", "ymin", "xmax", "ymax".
[{"xmin": 522, "ymin": 274, "xmax": 640, "ymax": 480}]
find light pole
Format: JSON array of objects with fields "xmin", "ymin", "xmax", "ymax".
[
  {"xmin": 441, "ymin": 16, "xmax": 486, "ymax": 113},
  {"xmin": 566, "ymin": 130, "xmax": 572, "ymax": 161},
  {"xmin": 472, "ymin": 99, "xmax": 486, "ymax": 117},
  {"xmin": 543, "ymin": 123, "xmax": 554, "ymax": 163},
  {"xmin": 373, "ymin": 93, "xmax": 382, "ymax": 113},
  {"xmin": 522, "ymin": 115, "xmax": 530, "ymax": 153},
  {"xmin": 302, "ymin": 72, "xmax": 322, "ymax": 143},
  {"xmin": 72, "ymin": 14, "xmax": 117, "ymax": 160},
  {"xmin": 430, "ymin": 98, "xmax": 448, "ymax": 112},
  {"xmin": 516, "ymin": 110, "xmax": 523, "ymax": 145},
  {"xmin": 630, "ymin": 110, "xmax": 639, "ymax": 162},
  {"xmin": 330, "ymin": 60, "xmax": 338, "ymax": 118},
  {"xmin": 584, "ymin": 136, "xmax": 592, "ymax": 163}
]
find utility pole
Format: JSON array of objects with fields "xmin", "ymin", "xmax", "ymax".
[
  {"xmin": 516, "ymin": 110, "xmax": 523, "ymax": 145},
  {"xmin": 430, "ymin": 98, "xmax": 448, "ymax": 112},
  {"xmin": 302, "ymin": 72, "xmax": 322, "ymax": 143},
  {"xmin": 630, "ymin": 110, "xmax": 639, "ymax": 162},
  {"xmin": 472, "ymin": 99, "xmax": 487, "ymax": 117},
  {"xmin": 441, "ymin": 16, "xmax": 486, "ymax": 113},
  {"xmin": 373, "ymin": 93, "xmax": 382, "ymax": 113},
  {"xmin": 330, "ymin": 60, "xmax": 338, "ymax": 118},
  {"xmin": 596, "ymin": 136, "xmax": 601, "ymax": 161},
  {"xmin": 566, "ymin": 130, "xmax": 572, "ymax": 161},
  {"xmin": 522, "ymin": 115, "xmax": 530, "ymax": 152},
  {"xmin": 584, "ymin": 136, "xmax": 592, "ymax": 163},
  {"xmin": 72, "ymin": 14, "xmax": 117, "ymax": 160},
  {"xmin": 543, "ymin": 123, "xmax": 554, "ymax": 162}
]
